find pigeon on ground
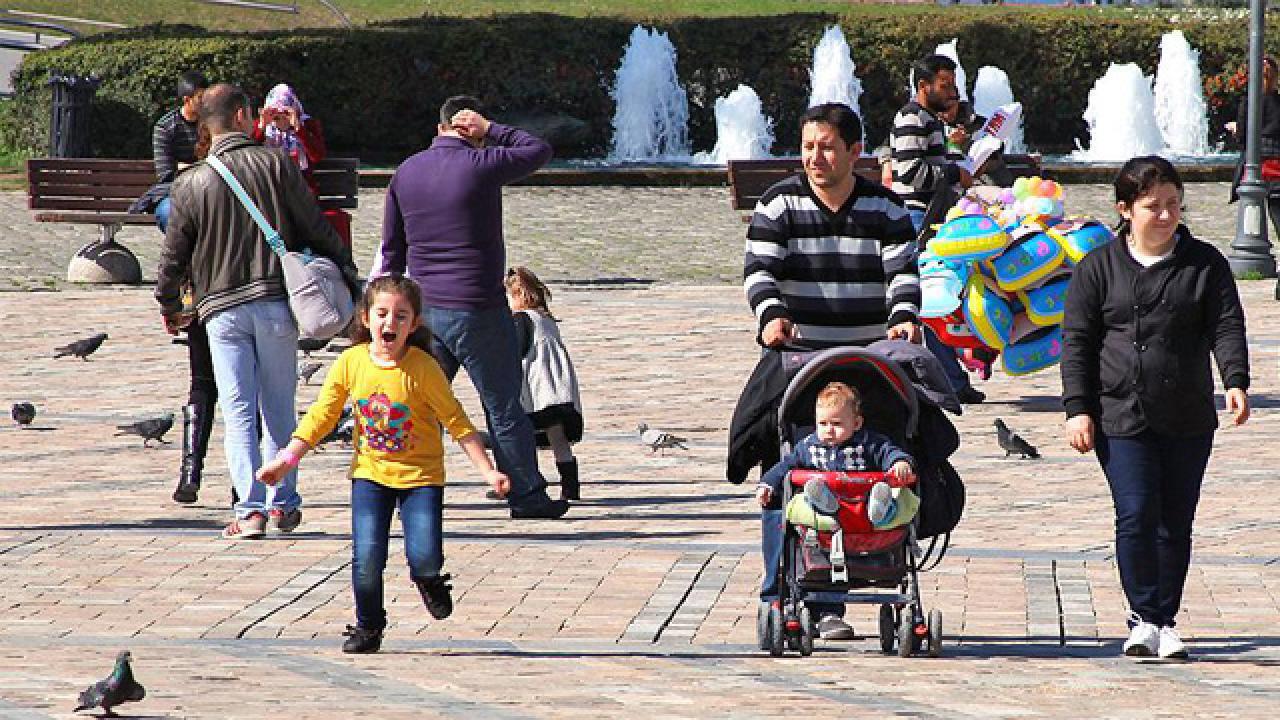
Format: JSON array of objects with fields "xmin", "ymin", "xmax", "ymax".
[
  {"xmin": 11, "ymin": 402, "xmax": 35, "ymax": 427},
  {"xmin": 53, "ymin": 332, "xmax": 108, "ymax": 361},
  {"xmin": 315, "ymin": 406, "xmax": 354, "ymax": 449},
  {"xmin": 298, "ymin": 361, "xmax": 324, "ymax": 385},
  {"xmin": 637, "ymin": 422, "xmax": 688, "ymax": 454},
  {"xmin": 994, "ymin": 418, "xmax": 1040, "ymax": 459},
  {"xmin": 298, "ymin": 337, "xmax": 328, "ymax": 357},
  {"xmin": 73, "ymin": 650, "xmax": 145, "ymax": 717},
  {"xmin": 115, "ymin": 414, "xmax": 175, "ymax": 447}
]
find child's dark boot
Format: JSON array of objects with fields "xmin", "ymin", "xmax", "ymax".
[
  {"xmin": 341, "ymin": 624, "xmax": 383, "ymax": 654},
  {"xmin": 416, "ymin": 573, "xmax": 453, "ymax": 620},
  {"xmin": 557, "ymin": 460, "xmax": 580, "ymax": 501}
]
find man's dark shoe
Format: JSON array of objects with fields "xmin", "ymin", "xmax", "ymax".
[
  {"xmin": 510, "ymin": 495, "xmax": 570, "ymax": 519},
  {"xmin": 341, "ymin": 624, "xmax": 382, "ymax": 654},
  {"xmin": 172, "ymin": 482, "xmax": 199, "ymax": 504},
  {"xmin": 415, "ymin": 573, "xmax": 454, "ymax": 620},
  {"xmin": 955, "ymin": 386, "xmax": 986, "ymax": 405}
]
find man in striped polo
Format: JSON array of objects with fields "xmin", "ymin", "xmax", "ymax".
[
  {"xmin": 744, "ymin": 102, "xmax": 920, "ymax": 641},
  {"xmin": 891, "ymin": 54, "xmax": 985, "ymax": 405}
]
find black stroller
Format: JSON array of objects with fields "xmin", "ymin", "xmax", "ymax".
[{"xmin": 757, "ymin": 346, "xmax": 943, "ymax": 658}]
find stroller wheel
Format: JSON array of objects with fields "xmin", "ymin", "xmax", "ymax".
[
  {"xmin": 756, "ymin": 601, "xmax": 771, "ymax": 651},
  {"xmin": 798, "ymin": 605, "xmax": 814, "ymax": 657},
  {"xmin": 896, "ymin": 611, "xmax": 915, "ymax": 658},
  {"xmin": 878, "ymin": 604, "xmax": 896, "ymax": 655},
  {"xmin": 927, "ymin": 608, "xmax": 943, "ymax": 658},
  {"xmin": 768, "ymin": 605, "xmax": 786, "ymax": 657}
]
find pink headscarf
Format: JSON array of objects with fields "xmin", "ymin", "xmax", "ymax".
[{"xmin": 262, "ymin": 83, "xmax": 311, "ymax": 170}]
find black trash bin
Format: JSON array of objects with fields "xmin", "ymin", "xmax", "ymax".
[{"xmin": 48, "ymin": 71, "xmax": 100, "ymax": 158}]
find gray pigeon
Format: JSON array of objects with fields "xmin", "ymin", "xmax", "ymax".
[
  {"xmin": 298, "ymin": 361, "xmax": 324, "ymax": 385},
  {"xmin": 115, "ymin": 414, "xmax": 175, "ymax": 447},
  {"xmin": 994, "ymin": 418, "xmax": 1040, "ymax": 459},
  {"xmin": 298, "ymin": 337, "xmax": 328, "ymax": 357},
  {"xmin": 73, "ymin": 650, "xmax": 145, "ymax": 717},
  {"xmin": 53, "ymin": 332, "xmax": 108, "ymax": 360},
  {"xmin": 315, "ymin": 406, "xmax": 354, "ymax": 449},
  {"xmin": 11, "ymin": 402, "xmax": 35, "ymax": 427},
  {"xmin": 637, "ymin": 422, "xmax": 688, "ymax": 454}
]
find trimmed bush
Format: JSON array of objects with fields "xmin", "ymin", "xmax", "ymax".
[{"xmin": 3, "ymin": 10, "xmax": 1273, "ymax": 159}]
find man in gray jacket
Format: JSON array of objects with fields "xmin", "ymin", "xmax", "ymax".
[{"xmin": 156, "ymin": 83, "xmax": 358, "ymax": 540}]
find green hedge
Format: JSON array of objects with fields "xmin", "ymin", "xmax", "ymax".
[{"xmin": 4, "ymin": 10, "xmax": 1273, "ymax": 160}]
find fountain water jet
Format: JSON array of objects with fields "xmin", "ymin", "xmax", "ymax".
[
  {"xmin": 973, "ymin": 66, "xmax": 1025, "ymax": 154},
  {"xmin": 691, "ymin": 85, "xmax": 775, "ymax": 165},
  {"xmin": 933, "ymin": 38, "xmax": 969, "ymax": 103},
  {"xmin": 808, "ymin": 25, "xmax": 864, "ymax": 141},
  {"xmin": 1073, "ymin": 63, "xmax": 1164, "ymax": 162},
  {"xmin": 607, "ymin": 25, "xmax": 690, "ymax": 162},
  {"xmin": 1154, "ymin": 30, "xmax": 1210, "ymax": 157}
]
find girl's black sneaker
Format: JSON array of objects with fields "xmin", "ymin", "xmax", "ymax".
[
  {"xmin": 416, "ymin": 573, "xmax": 453, "ymax": 620},
  {"xmin": 341, "ymin": 624, "xmax": 382, "ymax": 654}
]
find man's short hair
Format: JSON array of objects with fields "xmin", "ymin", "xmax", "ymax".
[
  {"xmin": 440, "ymin": 95, "xmax": 483, "ymax": 126},
  {"xmin": 816, "ymin": 381, "xmax": 861, "ymax": 416},
  {"xmin": 799, "ymin": 103, "xmax": 862, "ymax": 148},
  {"xmin": 913, "ymin": 54, "xmax": 957, "ymax": 90},
  {"xmin": 176, "ymin": 71, "xmax": 209, "ymax": 101},
  {"xmin": 199, "ymin": 83, "xmax": 251, "ymax": 134}
]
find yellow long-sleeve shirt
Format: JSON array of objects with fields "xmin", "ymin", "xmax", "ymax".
[{"xmin": 294, "ymin": 345, "xmax": 476, "ymax": 488}]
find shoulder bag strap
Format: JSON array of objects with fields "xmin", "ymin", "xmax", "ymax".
[{"xmin": 206, "ymin": 154, "xmax": 287, "ymax": 257}]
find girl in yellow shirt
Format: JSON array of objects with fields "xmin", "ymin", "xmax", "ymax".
[{"xmin": 259, "ymin": 275, "xmax": 509, "ymax": 654}]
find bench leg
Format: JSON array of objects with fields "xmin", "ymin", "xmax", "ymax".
[{"xmin": 66, "ymin": 223, "xmax": 142, "ymax": 285}]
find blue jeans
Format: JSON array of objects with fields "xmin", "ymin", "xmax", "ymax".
[
  {"xmin": 922, "ymin": 324, "xmax": 972, "ymax": 393},
  {"xmin": 761, "ymin": 509, "xmax": 844, "ymax": 618},
  {"xmin": 205, "ymin": 299, "xmax": 300, "ymax": 518},
  {"xmin": 424, "ymin": 304, "xmax": 548, "ymax": 502},
  {"xmin": 1095, "ymin": 429, "xmax": 1214, "ymax": 628},
  {"xmin": 351, "ymin": 479, "xmax": 444, "ymax": 632},
  {"xmin": 156, "ymin": 197, "xmax": 172, "ymax": 233}
]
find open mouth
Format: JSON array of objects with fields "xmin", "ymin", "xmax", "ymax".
[{"xmin": 380, "ymin": 330, "xmax": 398, "ymax": 343}]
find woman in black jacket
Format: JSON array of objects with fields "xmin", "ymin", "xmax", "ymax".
[{"xmin": 1061, "ymin": 156, "xmax": 1251, "ymax": 661}]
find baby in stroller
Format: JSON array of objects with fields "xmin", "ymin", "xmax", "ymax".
[
  {"xmin": 756, "ymin": 381, "xmax": 916, "ymax": 529},
  {"xmin": 758, "ymin": 381, "xmax": 920, "ymax": 641}
]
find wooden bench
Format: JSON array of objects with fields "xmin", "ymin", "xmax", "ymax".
[
  {"xmin": 726, "ymin": 154, "xmax": 1043, "ymax": 213},
  {"xmin": 27, "ymin": 156, "xmax": 360, "ymax": 245}
]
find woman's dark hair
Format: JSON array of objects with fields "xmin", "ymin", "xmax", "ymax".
[
  {"xmin": 799, "ymin": 102, "xmax": 862, "ymax": 148},
  {"xmin": 1112, "ymin": 155, "xmax": 1183, "ymax": 235},
  {"xmin": 1265, "ymin": 55, "xmax": 1278, "ymax": 73},
  {"xmin": 350, "ymin": 274, "xmax": 432, "ymax": 354}
]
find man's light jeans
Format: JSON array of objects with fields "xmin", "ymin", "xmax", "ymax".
[{"xmin": 205, "ymin": 299, "xmax": 301, "ymax": 519}]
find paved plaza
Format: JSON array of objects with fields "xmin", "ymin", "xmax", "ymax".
[{"xmin": 0, "ymin": 183, "xmax": 1277, "ymax": 719}]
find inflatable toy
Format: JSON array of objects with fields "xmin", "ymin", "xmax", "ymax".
[
  {"xmin": 1002, "ymin": 325, "xmax": 1063, "ymax": 376},
  {"xmin": 1017, "ymin": 274, "xmax": 1070, "ymax": 326},
  {"xmin": 962, "ymin": 274, "xmax": 1014, "ymax": 349},
  {"xmin": 922, "ymin": 312, "xmax": 990, "ymax": 350},
  {"xmin": 918, "ymin": 250, "xmax": 968, "ymax": 318},
  {"xmin": 928, "ymin": 214, "xmax": 1009, "ymax": 262},
  {"xmin": 990, "ymin": 228, "xmax": 1066, "ymax": 292},
  {"xmin": 1049, "ymin": 219, "xmax": 1115, "ymax": 264}
]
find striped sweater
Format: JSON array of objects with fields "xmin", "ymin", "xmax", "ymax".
[
  {"xmin": 743, "ymin": 173, "xmax": 920, "ymax": 348},
  {"xmin": 890, "ymin": 100, "xmax": 960, "ymax": 211}
]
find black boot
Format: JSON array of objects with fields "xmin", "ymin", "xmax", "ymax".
[
  {"xmin": 173, "ymin": 402, "xmax": 213, "ymax": 504},
  {"xmin": 557, "ymin": 460, "xmax": 580, "ymax": 501}
]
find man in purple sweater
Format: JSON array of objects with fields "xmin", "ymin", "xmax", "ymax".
[{"xmin": 372, "ymin": 95, "xmax": 568, "ymax": 519}]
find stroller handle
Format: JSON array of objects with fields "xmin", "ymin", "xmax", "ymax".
[{"xmin": 788, "ymin": 469, "xmax": 917, "ymax": 490}]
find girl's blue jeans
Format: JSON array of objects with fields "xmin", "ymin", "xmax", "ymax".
[{"xmin": 351, "ymin": 479, "xmax": 444, "ymax": 632}]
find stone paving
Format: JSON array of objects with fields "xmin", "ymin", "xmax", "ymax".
[{"xmin": 0, "ymin": 184, "xmax": 1278, "ymax": 719}]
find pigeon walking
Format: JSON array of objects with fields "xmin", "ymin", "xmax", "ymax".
[
  {"xmin": 298, "ymin": 337, "xmax": 328, "ymax": 357},
  {"xmin": 637, "ymin": 422, "xmax": 688, "ymax": 454},
  {"xmin": 73, "ymin": 650, "xmax": 145, "ymax": 717},
  {"xmin": 11, "ymin": 402, "xmax": 35, "ymax": 427},
  {"xmin": 315, "ymin": 406, "xmax": 354, "ymax": 449},
  {"xmin": 53, "ymin": 332, "xmax": 108, "ymax": 361},
  {"xmin": 994, "ymin": 418, "xmax": 1040, "ymax": 459},
  {"xmin": 115, "ymin": 414, "xmax": 175, "ymax": 447},
  {"xmin": 298, "ymin": 361, "xmax": 324, "ymax": 385}
]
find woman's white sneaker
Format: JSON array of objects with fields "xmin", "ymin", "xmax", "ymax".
[
  {"xmin": 1157, "ymin": 626, "xmax": 1188, "ymax": 659},
  {"xmin": 1123, "ymin": 621, "xmax": 1160, "ymax": 657}
]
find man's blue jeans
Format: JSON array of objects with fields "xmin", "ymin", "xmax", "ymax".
[
  {"xmin": 351, "ymin": 479, "xmax": 444, "ymax": 632},
  {"xmin": 761, "ymin": 509, "xmax": 845, "ymax": 618},
  {"xmin": 424, "ymin": 304, "xmax": 548, "ymax": 502},
  {"xmin": 1095, "ymin": 429, "xmax": 1214, "ymax": 628},
  {"xmin": 909, "ymin": 208, "xmax": 971, "ymax": 394},
  {"xmin": 204, "ymin": 299, "xmax": 300, "ymax": 518}
]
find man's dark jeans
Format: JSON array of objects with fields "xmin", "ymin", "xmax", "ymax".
[
  {"xmin": 761, "ymin": 509, "xmax": 845, "ymax": 619},
  {"xmin": 351, "ymin": 479, "xmax": 444, "ymax": 632},
  {"xmin": 1095, "ymin": 429, "xmax": 1214, "ymax": 628},
  {"xmin": 424, "ymin": 304, "xmax": 549, "ymax": 503}
]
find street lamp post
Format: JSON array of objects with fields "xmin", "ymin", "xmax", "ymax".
[{"xmin": 1229, "ymin": 0, "xmax": 1277, "ymax": 282}]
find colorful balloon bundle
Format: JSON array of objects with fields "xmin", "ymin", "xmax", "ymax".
[{"xmin": 918, "ymin": 177, "xmax": 1115, "ymax": 377}]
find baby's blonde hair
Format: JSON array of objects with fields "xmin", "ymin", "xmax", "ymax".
[{"xmin": 816, "ymin": 381, "xmax": 861, "ymax": 417}]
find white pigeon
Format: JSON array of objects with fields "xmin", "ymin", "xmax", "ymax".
[{"xmin": 637, "ymin": 422, "xmax": 688, "ymax": 454}]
